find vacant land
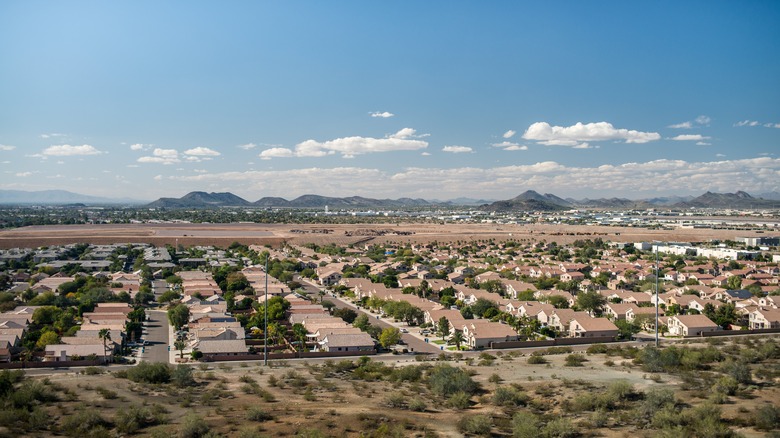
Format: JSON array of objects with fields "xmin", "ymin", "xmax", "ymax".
[
  {"xmin": 2, "ymin": 336, "xmax": 779, "ymax": 437},
  {"xmin": 0, "ymin": 221, "xmax": 761, "ymax": 249}
]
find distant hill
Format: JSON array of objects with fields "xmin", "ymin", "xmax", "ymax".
[
  {"xmin": 758, "ymin": 191, "xmax": 780, "ymax": 201},
  {"xmin": 675, "ymin": 191, "xmax": 780, "ymax": 209},
  {"xmin": 0, "ymin": 190, "xmax": 144, "ymax": 205},
  {"xmin": 481, "ymin": 190, "xmax": 570, "ymax": 211},
  {"xmin": 149, "ymin": 192, "xmax": 433, "ymax": 209},
  {"xmin": 574, "ymin": 197, "xmax": 649, "ymax": 209},
  {"xmin": 147, "ymin": 192, "xmax": 251, "ymax": 208}
]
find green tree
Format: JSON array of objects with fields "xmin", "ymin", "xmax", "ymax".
[
  {"xmin": 379, "ymin": 327, "xmax": 401, "ymax": 349},
  {"xmin": 36, "ymin": 330, "xmax": 60, "ymax": 349},
  {"xmin": 438, "ymin": 316, "xmax": 451, "ymax": 340},
  {"xmin": 98, "ymin": 328, "xmax": 111, "ymax": 364},
  {"xmin": 174, "ymin": 339, "xmax": 186, "ymax": 359},
  {"xmin": 167, "ymin": 304, "xmax": 190, "ymax": 330},
  {"xmin": 726, "ymin": 275, "xmax": 742, "ymax": 290},
  {"xmin": 292, "ymin": 323, "xmax": 309, "ymax": 352},
  {"xmin": 576, "ymin": 291, "xmax": 607, "ymax": 316},
  {"xmin": 353, "ymin": 314, "xmax": 370, "ymax": 331}
]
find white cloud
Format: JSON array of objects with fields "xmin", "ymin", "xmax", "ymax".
[
  {"xmin": 184, "ymin": 147, "xmax": 220, "ymax": 157},
  {"xmin": 130, "ymin": 143, "xmax": 150, "ymax": 151},
  {"xmin": 15, "ymin": 172, "xmax": 33, "ymax": 177},
  {"xmin": 671, "ymin": 115, "xmax": 711, "ymax": 129},
  {"xmin": 695, "ymin": 115, "xmax": 711, "ymax": 125},
  {"xmin": 238, "ymin": 143, "xmax": 257, "ymax": 150},
  {"xmin": 668, "ymin": 121, "xmax": 692, "ymax": 129},
  {"xmin": 138, "ymin": 148, "xmax": 180, "ymax": 165},
  {"xmin": 259, "ymin": 148, "xmax": 295, "ymax": 160},
  {"xmin": 671, "ymin": 134, "xmax": 710, "ymax": 141},
  {"xmin": 153, "ymin": 175, "xmax": 163, "ymax": 181},
  {"xmin": 166, "ymin": 157, "xmax": 780, "ymax": 200},
  {"xmin": 266, "ymin": 128, "xmax": 429, "ymax": 159},
  {"xmin": 696, "ymin": 141, "xmax": 711, "ymax": 146},
  {"xmin": 492, "ymin": 141, "xmax": 528, "ymax": 151},
  {"xmin": 42, "ymin": 144, "xmax": 103, "ymax": 156},
  {"xmin": 442, "ymin": 146, "xmax": 473, "ymax": 153},
  {"xmin": 370, "ymin": 111, "xmax": 394, "ymax": 118},
  {"xmin": 716, "ymin": 153, "xmax": 726, "ymax": 157},
  {"xmin": 0, "ymin": 144, "xmax": 15, "ymax": 151},
  {"xmin": 40, "ymin": 133, "xmax": 65, "ymax": 139},
  {"xmin": 421, "ymin": 152, "xmax": 431, "ymax": 156},
  {"xmin": 503, "ymin": 130, "xmax": 516, "ymax": 139},
  {"xmin": 522, "ymin": 121, "xmax": 660, "ymax": 146},
  {"xmin": 735, "ymin": 120, "xmax": 760, "ymax": 127},
  {"xmin": 126, "ymin": 164, "xmax": 140, "ymax": 168},
  {"xmin": 764, "ymin": 123, "xmax": 780, "ymax": 129}
]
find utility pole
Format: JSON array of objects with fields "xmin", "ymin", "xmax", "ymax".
[
  {"xmin": 264, "ymin": 255, "xmax": 268, "ymax": 367},
  {"xmin": 655, "ymin": 243, "xmax": 660, "ymax": 348}
]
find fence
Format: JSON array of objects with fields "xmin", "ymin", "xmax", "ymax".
[{"xmin": 490, "ymin": 336, "xmax": 618, "ymax": 350}]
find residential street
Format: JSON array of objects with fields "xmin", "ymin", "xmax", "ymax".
[
  {"xmin": 141, "ymin": 309, "xmax": 171, "ymax": 363},
  {"xmin": 297, "ymin": 277, "xmax": 441, "ymax": 354}
]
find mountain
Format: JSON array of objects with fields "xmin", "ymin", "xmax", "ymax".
[
  {"xmin": 481, "ymin": 190, "xmax": 570, "ymax": 211},
  {"xmin": 575, "ymin": 198, "xmax": 649, "ymax": 209},
  {"xmin": 675, "ymin": 191, "xmax": 780, "ymax": 209},
  {"xmin": 758, "ymin": 191, "xmax": 780, "ymax": 201},
  {"xmin": 147, "ymin": 192, "xmax": 251, "ymax": 208},
  {"xmin": 0, "ymin": 190, "xmax": 144, "ymax": 205},
  {"xmin": 149, "ymin": 192, "xmax": 434, "ymax": 209}
]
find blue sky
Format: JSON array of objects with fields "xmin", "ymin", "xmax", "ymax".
[{"xmin": 1, "ymin": 1, "xmax": 778, "ymax": 202}]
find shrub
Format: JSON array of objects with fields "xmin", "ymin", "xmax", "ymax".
[
  {"xmin": 446, "ymin": 391, "xmax": 471, "ymax": 409},
  {"xmin": 408, "ymin": 397, "xmax": 427, "ymax": 412},
  {"xmin": 114, "ymin": 404, "xmax": 162, "ymax": 434},
  {"xmin": 83, "ymin": 367, "xmax": 103, "ymax": 375},
  {"xmin": 383, "ymin": 392, "xmax": 406, "ymax": 408},
  {"xmin": 427, "ymin": 363, "xmax": 479, "ymax": 397},
  {"xmin": 542, "ymin": 418, "xmax": 577, "ymax": 438},
  {"xmin": 512, "ymin": 411, "xmax": 540, "ymax": 438},
  {"xmin": 636, "ymin": 387, "xmax": 676, "ymax": 421},
  {"xmin": 171, "ymin": 365, "xmax": 196, "ymax": 388},
  {"xmin": 457, "ymin": 414, "xmax": 492, "ymax": 436},
  {"xmin": 713, "ymin": 376, "xmax": 738, "ymax": 396},
  {"xmin": 178, "ymin": 414, "xmax": 209, "ymax": 438},
  {"xmin": 527, "ymin": 355, "xmax": 547, "ymax": 365},
  {"xmin": 60, "ymin": 409, "xmax": 109, "ymax": 437},
  {"xmin": 95, "ymin": 386, "xmax": 117, "ymax": 399},
  {"xmin": 127, "ymin": 361, "xmax": 171, "ymax": 384},
  {"xmin": 719, "ymin": 359, "xmax": 752, "ymax": 385},
  {"xmin": 492, "ymin": 386, "xmax": 529, "ymax": 407},
  {"xmin": 755, "ymin": 404, "xmax": 780, "ymax": 431},
  {"xmin": 564, "ymin": 354, "xmax": 587, "ymax": 367},
  {"xmin": 246, "ymin": 407, "xmax": 273, "ymax": 422}
]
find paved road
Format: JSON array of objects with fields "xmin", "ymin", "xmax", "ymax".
[
  {"xmin": 141, "ymin": 310, "xmax": 171, "ymax": 363},
  {"xmin": 299, "ymin": 278, "xmax": 441, "ymax": 354}
]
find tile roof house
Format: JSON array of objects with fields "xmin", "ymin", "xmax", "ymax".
[
  {"xmin": 748, "ymin": 308, "xmax": 780, "ymax": 330},
  {"xmin": 462, "ymin": 321, "xmax": 518, "ymax": 349},
  {"xmin": 321, "ymin": 333, "xmax": 375, "ymax": 352},
  {"xmin": 667, "ymin": 314, "xmax": 719, "ymax": 337},
  {"xmin": 568, "ymin": 315, "xmax": 619, "ymax": 339}
]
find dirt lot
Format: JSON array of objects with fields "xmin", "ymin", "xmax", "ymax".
[
  {"xmin": 5, "ymin": 336, "xmax": 778, "ymax": 437},
  {"xmin": 0, "ymin": 221, "xmax": 763, "ymax": 249}
]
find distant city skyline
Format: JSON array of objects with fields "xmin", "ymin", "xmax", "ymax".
[{"xmin": 1, "ymin": 1, "xmax": 778, "ymax": 201}]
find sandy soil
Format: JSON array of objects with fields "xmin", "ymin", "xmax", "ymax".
[{"xmin": 0, "ymin": 221, "xmax": 763, "ymax": 249}]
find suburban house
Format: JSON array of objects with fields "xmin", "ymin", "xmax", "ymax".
[
  {"xmin": 748, "ymin": 308, "xmax": 780, "ymax": 330},
  {"xmin": 568, "ymin": 315, "xmax": 619, "ymax": 338},
  {"xmin": 462, "ymin": 321, "xmax": 519, "ymax": 349},
  {"xmin": 667, "ymin": 314, "xmax": 719, "ymax": 336},
  {"xmin": 44, "ymin": 344, "xmax": 107, "ymax": 362},
  {"xmin": 320, "ymin": 333, "xmax": 375, "ymax": 352}
]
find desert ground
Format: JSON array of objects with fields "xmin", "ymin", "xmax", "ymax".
[{"xmin": 0, "ymin": 221, "xmax": 767, "ymax": 249}]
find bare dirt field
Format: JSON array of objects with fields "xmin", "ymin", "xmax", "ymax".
[{"xmin": 0, "ymin": 221, "xmax": 762, "ymax": 249}]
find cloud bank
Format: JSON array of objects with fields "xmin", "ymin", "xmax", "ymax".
[
  {"xmin": 522, "ymin": 121, "xmax": 660, "ymax": 148},
  {"xmin": 259, "ymin": 128, "xmax": 428, "ymax": 159}
]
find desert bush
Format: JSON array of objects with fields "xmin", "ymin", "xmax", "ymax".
[
  {"xmin": 587, "ymin": 344, "xmax": 609, "ymax": 354},
  {"xmin": 542, "ymin": 418, "xmax": 577, "ymax": 438},
  {"xmin": 95, "ymin": 386, "xmax": 117, "ymax": 399},
  {"xmin": 408, "ymin": 397, "xmax": 427, "ymax": 412},
  {"xmin": 178, "ymin": 414, "xmax": 209, "ymax": 438},
  {"xmin": 383, "ymin": 392, "xmax": 406, "ymax": 408},
  {"xmin": 492, "ymin": 386, "xmax": 530, "ymax": 407},
  {"xmin": 512, "ymin": 410, "xmax": 540, "ymax": 438},
  {"xmin": 636, "ymin": 387, "xmax": 676, "ymax": 421},
  {"xmin": 755, "ymin": 404, "xmax": 780, "ymax": 431},
  {"xmin": 457, "ymin": 414, "xmax": 492, "ymax": 436},
  {"xmin": 564, "ymin": 354, "xmax": 587, "ymax": 367},
  {"xmin": 427, "ymin": 363, "xmax": 479, "ymax": 397},
  {"xmin": 389, "ymin": 364, "xmax": 425, "ymax": 382},
  {"xmin": 719, "ymin": 359, "xmax": 751, "ymax": 385},
  {"xmin": 246, "ymin": 407, "xmax": 273, "ymax": 422},
  {"xmin": 60, "ymin": 409, "xmax": 109, "ymax": 437},
  {"xmin": 446, "ymin": 391, "xmax": 471, "ymax": 409},
  {"xmin": 114, "ymin": 404, "xmax": 163, "ymax": 434},
  {"xmin": 713, "ymin": 376, "xmax": 738, "ymax": 396},
  {"xmin": 527, "ymin": 355, "xmax": 547, "ymax": 364},
  {"xmin": 171, "ymin": 365, "xmax": 196, "ymax": 388},
  {"xmin": 127, "ymin": 361, "xmax": 171, "ymax": 384},
  {"xmin": 83, "ymin": 367, "xmax": 103, "ymax": 375}
]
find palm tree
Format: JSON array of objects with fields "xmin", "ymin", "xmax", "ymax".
[
  {"xmin": 451, "ymin": 331, "xmax": 464, "ymax": 351},
  {"xmin": 98, "ymin": 328, "xmax": 111, "ymax": 364},
  {"xmin": 174, "ymin": 339, "xmax": 186, "ymax": 359}
]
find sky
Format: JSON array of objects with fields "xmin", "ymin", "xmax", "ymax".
[{"xmin": 1, "ymin": 1, "xmax": 779, "ymax": 202}]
